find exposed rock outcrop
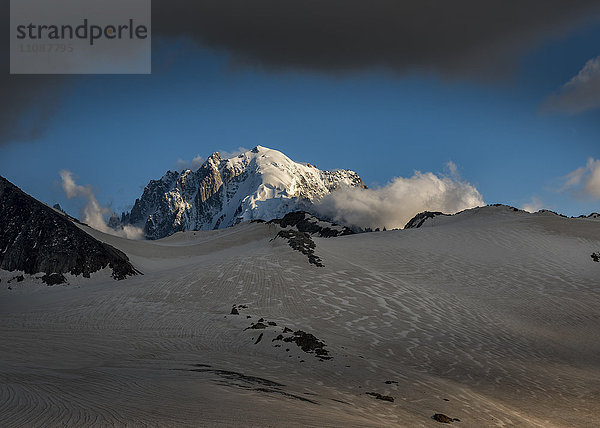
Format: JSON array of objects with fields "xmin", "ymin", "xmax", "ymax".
[
  {"xmin": 404, "ymin": 211, "xmax": 448, "ymax": 229},
  {"xmin": 432, "ymin": 413, "xmax": 460, "ymax": 423},
  {"xmin": 273, "ymin": 230, "xmax": 324, "ymax": 267},
  {"xmin": 366, "ymin": 392, "xmax": 394, "ymax": 402},
  {"xmin": 268, "ymin": 211, "xmax": 354, "ymax": 237}
]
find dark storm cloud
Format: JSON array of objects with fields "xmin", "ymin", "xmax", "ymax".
[
  {"xmin": 0, "ymin": 5, "xmax": 68, "ymax": 145},
  {"xmin": 1, "ymin": 0, "xmax": 600, "ymax": 145},
  {"xmin": 0, "ymin": 74, "xmax": 67, "ymax": 143},
  {"xmin": 152, "ymin": 0, "xmax": 600, "ymax": 76}
]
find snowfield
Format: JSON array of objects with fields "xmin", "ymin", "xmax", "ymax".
[{"xmin": 1, "ymin": 206, "xmax": 599, "ymax": 427}]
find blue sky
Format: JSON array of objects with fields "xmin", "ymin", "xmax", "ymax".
[{"xmin": 1, "ymin": 18, "xmax": 599, "ymax": 218}]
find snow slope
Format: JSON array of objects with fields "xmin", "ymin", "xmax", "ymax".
[
  {"xmin": 1, "ymin": 206, "xmax": 599, "ymax": 427},
  {"xmin": 124, "ymin": 146, "xmax": 366, "ymax": 239}
]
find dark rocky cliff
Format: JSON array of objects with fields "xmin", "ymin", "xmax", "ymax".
[{"xmin": 0, "ymin": 176, "xmax": 139, "ymax": 281}]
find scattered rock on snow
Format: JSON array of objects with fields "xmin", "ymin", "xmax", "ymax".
[
  {"xmin": 42, "ymin": 273, "xmax": 67, "ymax": 285},
  {"xmin": 432, "ymin": 413, "xmax": 460, "ymax": 423},
  {"xmin": 283, "ymin": 330, "xmax": 331, "ymax": 359},
  {"xmin": 273, "ymin": 230, "xmax": 324, "ymax": 267},
  {"xmin": 366, "ymin": 392, "xmax": 394, "ymax": 402},
  {"xmin": 245, "ymin": 322, "xmax": 268, "ymax": 330}
]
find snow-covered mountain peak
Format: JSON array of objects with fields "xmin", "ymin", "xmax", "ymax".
[{"xmin": 123, "ymin": 146, "xmax": 366, "ymax": 239}]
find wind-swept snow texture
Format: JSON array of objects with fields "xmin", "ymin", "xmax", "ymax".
[{"xmin": 1, "ymin": 205, "xmax": 599, "ymax": 426}]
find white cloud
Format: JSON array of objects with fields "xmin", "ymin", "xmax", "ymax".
[
  {"xmin": 542, "ymin": 56, "xmax": 600, "ymax": 114},
  {"xmin": 176, "ymin": 154, "xmax": 205, "ymax": 171},
  {"xmin": 218, "ymin": 146, "xmax": 249, "ymax": 159},
  {"xmin": 561, "ymin": 158, "xmax": 600, "ymax": 200},
  {"xmin": 522, "ymin": 196, "xmax": 544, "ymax": 213},
  {"xmin": 314, "ymin": 166, "xmax": 484, "ymax": 230},
  {"xmin": 175, "ymin": 147, "xmax": 250, "ymax": 170},
  {"xmin": 59, "ymin": 170, "xmax": 144, "ymax": 240},
  {"xmin": 446, "ymin": 160, "xmax": 458, "ymax": 175}
]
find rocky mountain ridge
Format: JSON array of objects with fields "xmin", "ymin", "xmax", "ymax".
[
  {"xmin": 0, "ymin": 176, "xmax": 139, "ymax": 283},
  {"xmin": 404, "ymin": 204, "xmax": 600, "ymax": 229},
  {"xmin": 121, "ymin": 146, "xmax": 366, "ymax": 239}
]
